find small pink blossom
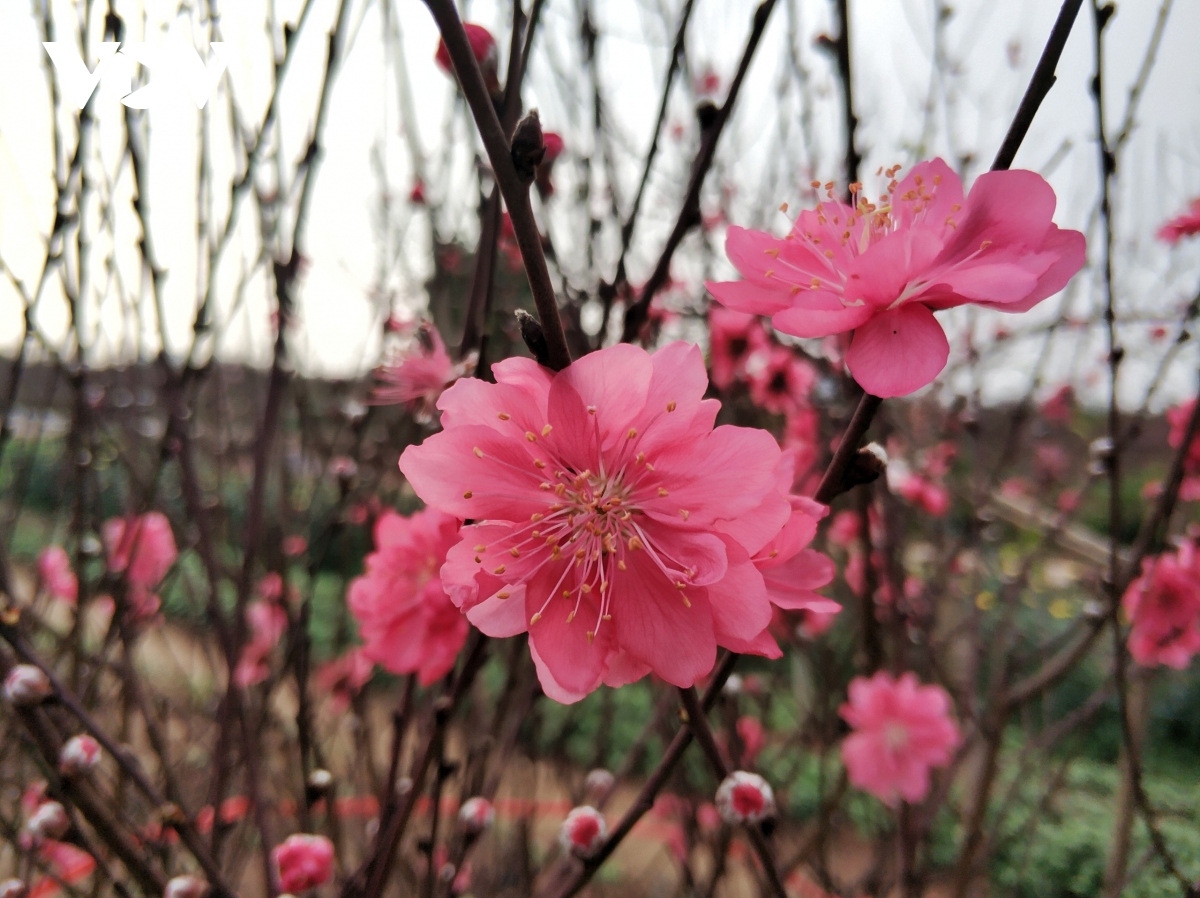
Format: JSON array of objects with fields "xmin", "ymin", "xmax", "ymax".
[
  {"xmin": 715, "ymin": 771, "xmax": 775, "ymax": 824},
  {"xmin": 1157, "ymin": 198, "xmax": 1200, "ymax": 244},
  {"xmin": 559, "ymin": 807, "xmax": 606, "ymax": 858},
  {"xmin": 840, "ymin": 671, "xmax": 961, "ymax": 806},
  {"xmin": 434, "ymin": 24, "xmax": 499, "ymax": 92},
  {"xmin": 894, "ymin": 472, "xmax": 950, "ymax": 517},
  {"xmin": 37, "ymin": 547, "xmax": 77, "ymax": 604},
  {"xmin": 708, "ymin": 307, "xmax": 768, "ymax": 390},
  {"xmin": 696, "ymin": 801, "xmax": 722, "ymax": 833},
  {"xmin": 234, "ymin": 598, "xmax": 289, "ymax": 688},
  {"xmin": 102, "ymin": 512, "xmax": 177, "ymax": 618},
  {"xmin": 272, "ymin": 833, "xmax": 335, "ymax": 893},
  {"xmin": 371, "ymin": 324, "xmax": 470, "ymax": 414},
  {"xmin": 347, "ymin": 509, "xmax": 468, "ymax": 686},
  {"xmin": 283, "ymin": 535, "xmax": 308, "ymax": 557},
  {"xmin": 707, "ymin": 159, "xmax": 1086, "ymax": 397},
  {"xmin": 58, "ymin": 735, "xmax": 101, "ymax": 776},
  {"xmin": 458, "ymin": 797, "xmax": 495, "ymax": 835},
  {"xmin": 401, "ymin": 342, "xmax": 805, "ymax": 702},
  {"xmin": 584, "ymin": 768, "xmax": 615, "ymax": 803},
  {"xmin": 536, "ymin": 132, "xmax": 565, "ymax": 198},
  {"xmin": 409, "ymin": 180, "xmax": 427, "ymax": 206},
  {"xmin": 26, "ymin": 802, "xmax": 70, "ymax": 842},
  {"xmin": 745, "ymin": 345, "xmax": 817, "ymax": 414},
  {"xmin": 1040, "ymin": 384, "xmax": 1075, "ymax": 423},
  {"xmin": 1122, "ymin": 542, "xmax": 1200, "ymax": 669},
  {"xmin": 315, "ymin": 648, "xmax": 373, "ymax": 713},
  {"xmin": 4, "ymin": 665, "xmax": 51, "ymax": 707}
]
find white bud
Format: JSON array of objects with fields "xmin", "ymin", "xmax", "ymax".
[
  {"xmin": 458, "ymin": 797, "xmax": 495, "ymax": 835},
  {"xmin": 583, "ymin": 768, "xmax": 615, "ymax": 802},
  {"xmin": 27, "ymin": 801, "xmax": 70, "ymax": 841},
  {"xmin": 715, "ymin": 771, "xmax": 776, "ymax": 825},
  {"xmin": 59, "ymin": 735, "xmax": 102, "ymax": 776},
  {"xmin": 0, "ymin": 879, "xmax": 28, "ymax": 898},
  {"xmin": 4, "ymin": 665, "xmax": 52, "ymax": 707},
  {"xmin": 559, "ymin": 806, "xmax": 606, "ymax": 859},
  {"xmin": 163, "ymin": 876, "xmax": 208, "ymax": 898}
]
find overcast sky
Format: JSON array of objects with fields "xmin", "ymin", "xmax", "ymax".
[{"xmin": 1, "ymin": 0, "xmax": 1198, "ymax": 407}]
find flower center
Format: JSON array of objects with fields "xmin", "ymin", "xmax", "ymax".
[{"xmin": 884, "ymin": 722, "xmax": 909, "ymax": 752}]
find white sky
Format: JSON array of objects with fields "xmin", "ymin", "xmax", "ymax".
[{"xmin": 1, "ymin": 0, "xmax": 1198, "ymax": 408}]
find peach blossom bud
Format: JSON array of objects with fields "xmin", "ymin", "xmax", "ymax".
[
  {"xmin": 163, "ymin": 876, "xmax": 208, "ymax": 898},
  {"xmin": 559, "ymin": 806, "xmax": 606, "ymax": 859},
  {"xmin": 583, "ymin": 768, "xmax": 615, "ymax": 803},
  {"xmin": 4, "ymin": 665, "xmax": 52, "ymax": 707},
  {"xmin": 457, "ymin": 797, "xmax": 494, "ymax": 835},
  {"xmin": 27, "ymin": 801, "xmax": 70, "ymax": 841},
  {"xmin": 272, "ymin": 834, "xmax": 334, "ymax": 893},
  {"xmin": 715, "ymin": 771, "xmax": 775, "ymax": 825},
  {"xmin": 0, "ymin": 879, "xmax": 28, "ymax": 898},
  {"xmin": 59, "ymin": 735, "xmax": 101, "ymax": 776}
]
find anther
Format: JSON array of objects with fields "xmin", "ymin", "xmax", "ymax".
[
  {"xmin": 542, "ymin": 424, "xmax": 553, "ymax": 436},
  {"xmin": 666, "ymin": 401, "xmax": 676, "ymax": 412},
  {"xmin": 497, "ymin": 412, "xmax": 511, "ymax": 420},
  {"xmin": 464, "ymin": 491, "xmax": 474, "ymax": 499},
  {"xmin": 473, "ymin": 447, "xmax": 483, "ymax": 457},
  {"xmin": 525, "ymin": 432, "xmax": 537, "ymax": 442},
  {"xmin": 493, "ymin": 565, "xmax": 506, "ymax": 575}
]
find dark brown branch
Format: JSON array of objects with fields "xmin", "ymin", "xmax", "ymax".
[
  {"xmin": 423, "ymin": 0, "xmax": 572, "ymax": 371},
  {"xmin": 620, "ymin": 0, "xmax": 779, "ymax": 342}
]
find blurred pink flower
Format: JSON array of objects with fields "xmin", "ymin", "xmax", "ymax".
[
  {"xmin": 708, "ymin": 307, "xmax": 767, "ymax": 390},
  {"xmin": 745, "ymin": 345, "xmax": 817, "ymax": 414},
  {"xmin": 37, "ymin": 547, "xmax": 77, "ymax": 604},
  {"xmin": 372, "ymin": 324, "xmax": 469, "ymax": 412},
  {"xmin": 707, "ymin": 158, "xmax": 1086, "ymax": 396},
  {"xmin": 536, "ymin": 132, "xmax": 565, "ymax": 198},
  {"xmin": 409, "ymin": 179, "xmax": 427, "ymax": 205},
  {"xmin": 736, "ymin": 716, "xmax": 766, "ymax": 765},
  {"xmin": 234, "ymin": 599, "xmax": 289, "ymax": 688},
  {"xmin": 1122, "ymin": 542, "xmax": 1200, "ymax": 669},
  {"xmin": 102, "ymin": 512, "xmax": 177, "ymax": 618},
  {"xmin": 401, "ymin": 342, "xmax": 792, "ymax": 702},
  {"xmin": 315, "ymin": 648, "xmax": 373, "ymax": 713},
  {"xmin": 4, "ymin": 665, "xmax": 52, "ymax": 707},
  {"xmin": 1157, "ymin": 198, "xmax": 1200, "ymax": 244},
  {"xmin": 347, "ymin": 509, "xmax": 468, "ymax": 686},
  {"xmin": 434, "ymin": 23, "xmax": 499, "ymax": 92},
  {"xmin": 282, "ymin": 535, "xmax": 308, "ymax": 557},
  {"xmin": 272, "ymin": 834, "xmax": 334, "ymax": 893},
  {"xmin": 894, "ymin": 472, "xmax": 950, "ymax": 517},
  {"xmin": 1040, "ymin": 384, "xmax": 1075, "ymax": 423},
  {"xmin": 840, "ymin": 671, "xmax": 961, "ymax": 806}
]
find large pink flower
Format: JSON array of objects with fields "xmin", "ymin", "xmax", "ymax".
[
  {"xmin": 400, "ymin": 342, "xmax": 806, "ymax": 702},
  {"xmin": 1158, "ymin": 198, "xmax": 1200, "ymax": 245},
  {"xmin": 840, "ymin": 671, "xmax": 961, "ymax": 806},
  {"xmin": 347, "ymin": 508, "xmax": 468, "ymax": 686},
  {"xmin": 706, "ymin": 159, "xmax": 1086, "ymax": 397},
  {"xmin": 1122, "ymin": 542, "xmax": 1200, "ymax": 669}
]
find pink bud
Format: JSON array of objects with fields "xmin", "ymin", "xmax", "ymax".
[
  {"xmin": 27, "ymin": 801, "xmax": 70, "ymax": 841},
  {"xmin": 0, "ymin": 879, "xmax": 28, "ymax": 898},
  {"xmin": 434, "ymin": 24, "xmax": 499, "ymax": 91},
  {"xmin": 59, "ymin": 735, "xmax": 102, "ymax": 776},
  {"xmin": 696, "ymin": 802, "xmax": 722, "ymax": 833},
  {"xmin": 272, "ymin": 834, "xmax": 335, "ymax": 893},
  {"xmin": 4, "ymin": 665, "xmax": 52, "ymax": 707},
  {"xmin": 583, "ymin": 768, "xmax": 615, "ymax": 803},
  {"xmin": 163, "ymin": 876, "xmax": 209, "ymax": 898},
  {"xmin": 559, "ymin": 806, "xmax": 606, "ymax": 859},
  {"xmin": 715, "ymin": 771, "xmax": 775, "ymax": 825},
  {"xmin": 457, "ymin": 797, "xmax": 494, "ymax": 835}
]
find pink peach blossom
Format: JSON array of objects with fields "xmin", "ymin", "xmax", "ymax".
[
  {"xmin": 371, "ymin": 324, "xmax": 468, "ymax": 413},
  {"xmin": 736, "ymin": 716, "xmax": 766, "ymax": 765},
  {"xmin": 708, "ymin": 307, "xmax": 768, "ymax": 390},
  {"xmin": 707, "ymin": 159, "xmax": 1086, "ymax": 397},
  {"xmin": 840, "ymin": 671, "xmax": 961, "ymax": 806},
  {"xmin": 4, "ymin": 665, "xmax": 51, "ymax": 707},
  {"xmin": 102, "ymin": 512, "xmax": 177, "ymax": 618},
  {"xmin": 894, "ymin": 472, "xmax": 950, "ymax": 517},
  {"xmin": 37, "ymin": 547, "xmax": 77, "ymax": 604},
  {"xmin": 58, "ymin": 736, "xmax": 101, "ymax": 776},
  {"xmin": 347, "ymin": 508, "xmax": 468, "ymax": 687},
  {"xmin": 745, "ymin": 345, "xmax": 817, "ymax": 414},
  {"xmin": 234, "ymin": 598, "xmax": 289, "ymax": 688},
  {"xmin": 1157, "ymin": 198, "xmax": 1200, "ymax": 244},
  {"xmin": 1122, "ymin": 543, "xmax": 1200, "ymax": 669},
  {"xmin": 315, "ymin": 648, "xmax": 373, "ymax": 713},
  {"xmin": 272, "ymin": 834, "xmax": 334, "ymax": 893},
  {"xmin": 400, "ymin": 342, "xmax": 794, "ymax": 702}
]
